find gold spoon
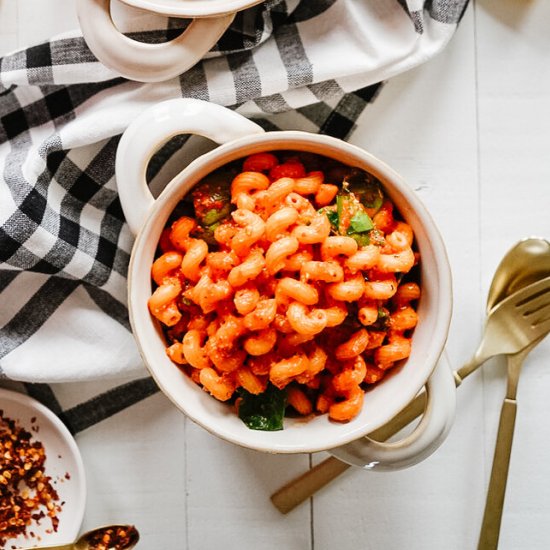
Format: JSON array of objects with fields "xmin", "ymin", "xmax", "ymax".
[
  {"xmin": 271, "ymin": 237, "xmax": 550, "ymax": 514},
  {"xmin": 486, "ymin": 237, "xmax": 550, "ymax": 308},
  {"xmin": 26, "ymin": 524, "xmax": 140, "ymax": 550},
  {"xmin": 478, "ymin": 238, "xmax": 550, "ymax": 549}
]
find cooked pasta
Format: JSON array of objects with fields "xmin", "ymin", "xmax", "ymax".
[{"xmin": 149, "ymin": 151, "xmax": 421, "ymax": 429}]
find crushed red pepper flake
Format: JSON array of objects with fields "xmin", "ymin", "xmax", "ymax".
[
  {"xmin": 0, "ymin": 410, "xmax": 62, "ymax": 547},
  {"xmin": 85, "ymin": 525, "xmax": 139, "ymax": 550}
]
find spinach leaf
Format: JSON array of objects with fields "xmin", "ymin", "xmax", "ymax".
[
  {"xmin": 319, "ymin": 208, "xmax": 339, "ymax": 230},
  {"xmin": 202, "ymin": 203, "xmax": 231, "ymax": 226},
  {"xmin": 336, "ymin": 194, "xmax": 345, "ymax": 223},
  {"xmin": 350, "ymin": 232, "xmax": 370, "ymax": 247},
  {"xmin": 237, "ymin": 384, "xmax": 286, "ymax": 431},
  {"xmin": 360, "ymin": 183, "xmax": 384, "ymax": 210},
  {"xmin": 191, "ymin": 171, "xmax": 232, "ymax": 226},
  {"xmin": 348, "ymin": 210, "xmax": 374, "ymax": 234}
]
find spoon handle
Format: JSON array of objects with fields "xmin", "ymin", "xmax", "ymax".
[
  {"xmin": 270, "ymin": 348, "xmax": 487, "ymax": 514},
  {"xmin": 477, "ymin": 396, "xmax": 517, "ymax": 550},
  {"xmin": 24, "ymin": 544, "xmax": 74, "ymax": 550},
  {"xmin": 270, "ymin": 457, "xmax": 350, "ymax": 514},
  {"xmin": 271, "ymin": 390, "xmax": 428, "ymax": 513}
]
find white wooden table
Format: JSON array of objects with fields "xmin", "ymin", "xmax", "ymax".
[{"xmin": 2, "ymin": 1, "xmax": 550, "ymax": 548}]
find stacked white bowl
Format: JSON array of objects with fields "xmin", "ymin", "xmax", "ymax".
[{"xmin": 76, "ymin": 0, "xmax": 264, "ymax": 82}]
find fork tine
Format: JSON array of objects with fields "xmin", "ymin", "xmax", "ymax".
[
  {"xmin": 528, "ymin": 316, "xmax": 550, "ymax": 340},
  {"xmin": 513, "ymin": 280, "xmax": 550, "ymax": 314},
  {"xmin": 520, "ymin": 295, "xmax": 550, "ymax": 319},
  {"xmin": 526, "ymin": 303, "xmax": 550, "ymax": 327}
]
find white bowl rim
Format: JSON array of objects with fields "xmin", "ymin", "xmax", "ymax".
[
  {"xmin": 127, "ymin": 130, "xmax": 453, "ymax": 453},
  {"xmin": 118, "ymin": 0, "xmax": 265, "ymax": 17}
]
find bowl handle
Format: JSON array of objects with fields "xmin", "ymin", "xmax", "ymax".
[
  {"xmin": 116, "ymin": 98, "xmax": 265, "ymax": 235},
  {"xmin": 329, "ymin": 352, "xmax": 456, "ymax": 471},
  {"xmin": 76, "ymin": 0, "xmax": 234, "ymax": 82}
]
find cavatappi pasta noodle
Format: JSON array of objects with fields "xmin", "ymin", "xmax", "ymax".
[{"xmin": 148, "ymin": 152, "xmax": 421, "ymax": 430}]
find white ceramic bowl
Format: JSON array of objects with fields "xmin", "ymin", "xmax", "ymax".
[
  {"xmin": 76, "ymin": 0, "xmax": 237, "ymax": 82},
  {"xmin": 116, "ymin": 98, "xmax": 455, "ymax": 470}
]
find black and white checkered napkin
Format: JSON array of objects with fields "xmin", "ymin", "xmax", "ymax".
[{"xmin": 0, "ymin": 0, "xmax": 468, "ymax": 431}]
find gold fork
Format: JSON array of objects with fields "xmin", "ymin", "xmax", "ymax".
[
  {"xmin": 478, "ymin": 334, "xmax": 548, "ymax": 550},
  {"xmin": 271, "ymin": 276, "xmax": 550, "ymax": 514}
]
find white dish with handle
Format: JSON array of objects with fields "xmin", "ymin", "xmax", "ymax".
[
  {"xmin": 76, "ymin": 0, "xmax": 238, "ymax": 82},
  {"xmin": 115, "ymin": 97, "xmax": 455, "ymax": 471}
]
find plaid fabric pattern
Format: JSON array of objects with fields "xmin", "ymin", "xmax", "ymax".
[{"xmin": 0, "ymin": 0, "xmax": 468, "ymax": 431}]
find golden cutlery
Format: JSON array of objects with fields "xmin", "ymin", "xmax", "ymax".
[{"xmin": 477, "ymin": 237, "xmax": 550, "ymax": 549}]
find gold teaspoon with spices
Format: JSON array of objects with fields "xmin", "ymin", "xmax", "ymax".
[{"xmin": 23, "ymin": 524, "xmax": 139, "ymax": 550}]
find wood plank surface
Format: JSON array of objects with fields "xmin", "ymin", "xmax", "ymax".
[{"xmin": 2, "ymin": 1, "xmax": 550, "ymax": 548}]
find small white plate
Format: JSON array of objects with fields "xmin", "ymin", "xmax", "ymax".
[
  {"xmin": 118, "ymin": 0, "xmax": 265, "ymax": 18},
  {"xmin": 0, "ymin": 388, "xmax": 86, "ymax": 549}
]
